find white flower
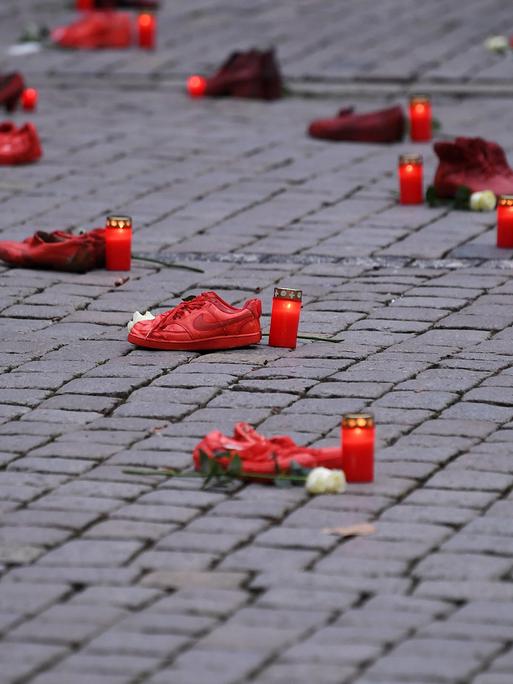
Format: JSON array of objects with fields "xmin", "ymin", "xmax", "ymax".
[
  {"xmin": 484, "ymin": 35, "xmax": 509, "ymax": 53},
  {"xmin": 305, "ymin": 467, "xmax": 347, "ymax": 495},
  {"xmin": 469, "ymin": 190, "xmax": 496, "ymax": 212},
  {"xmin": 127, "ymin": 310, "xmax": 155, "ymax": 332}
]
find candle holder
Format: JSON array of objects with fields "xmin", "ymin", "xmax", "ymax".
[
  {"xmin": 21, "ymin": 88, "xmax": 38, "ymax": 112},
  {"xmin": 341, "ymin": 413, "xmax": 374, "ymax": 483},
  {"xmin": 105, "ymin": 215, "xmax": 132, "ymax": 271},
  {"xmin": 268, "ymin": 288, "xmax": 302, "ymax": 349},
  {"xmin": 497, "ymin": 195, "xmax": 513, "ymax": 248},
  {"xmin": 409, "ymin": 96, "xmax": 432, "ymax": 142},
  {"xmin": 187, "ymin": 75, "xmax": 207, "ymax": 98},
  {"xmin": 398, "ymin": 153, "xmax": 423, "ymax": 205},
  {"xmin": 138, "ymin": 13, "xmax": 156, "ymax": 49}
]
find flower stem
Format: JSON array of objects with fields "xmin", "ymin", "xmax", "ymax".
[{"xmin": 123, "ymin": 466, "xmax": 307, "ymax": 482}]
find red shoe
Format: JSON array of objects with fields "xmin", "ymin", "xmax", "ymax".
[
  {"xmin": 0, "ymin": 122, "xmax": 42, "ymax": 165},
  {"xmin": 188, "ymin": 49, "xmax": 283, "ymax": 101},
  {"xmin": 433, "ymin": 137, "xmax": 513, "ymax": 198},
  {"xmin": 52, "ymin": 11, "xmax": 132, "ymax": 49},
  {"xmin": 0, "ymin": 228, "xmax": 105, "ymax": 272},
  {"xmin": 308, "ymin": 105, "xmax": 406, "ymax": 143},
  {"xmin": 193, "ymin": 422, "xmax": 342, "ymax": 477},
  {"xmin": 0, "ymin": 73, "xmax": 25, "ymax": 112},
  {"xmin": 128, "ymin": 291, "xmax": 262, "ymax": 350}
]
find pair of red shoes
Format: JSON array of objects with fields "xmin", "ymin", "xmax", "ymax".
[
  {"xmin": 0, "ymin": 228, "xmax": 105, "ymax": 272},
  {"xmin": 0, "ymin": 73, "xmax": 25, "ymax": 112},
  {"xmin": 193, "ymin": 422, "xmax": 341, "ymax": 477},
  {"xmin": 0, "ymin": 123, "xmax": 42, "ymax": 165},
  {"xmin": 187, "ymin": 49, "xmax": 283, "ymax": 101},
  {"xmin": 52, "ymin": 11, "xmax": 133, "ymax": 49},
  {"xmin": 308, "ymin": 105, "xmax": 406, "ymax": 143},
  {"xmin": 128, "ymin": 291, "xmax": 262, "ymax": 351}
]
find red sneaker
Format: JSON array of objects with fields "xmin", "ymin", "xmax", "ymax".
[
  {"xmin": 433, "ymin": 137, "xmax": 513, "ymax": 198},
  {"xmin": 128, "ymin": 291, "xmax": 262, "ymax": 351},
  {"xmin": 0, "ymin": 228, "xmax": 105, "ymax": 272},
  {"xmin": 188, "ymin": 49, "xmax": 283, "ymax": 101},
  {"xmin": 0, "ymin": 122, "xmax": 42, "ymax": 165},
  {"xmin": 193, "ymin": 422, "xmax": 342, "ymax": 477},
  {"xmin": 52, "ymin": 11, "xmax": 132, "ymax": 49},
  {"xmin": 308, "ymin": 105, "xmax": 405, "ymax": 143},
  {"xmin": 0, "ymin": 73, "xmax": 25, "ymax": 112}
]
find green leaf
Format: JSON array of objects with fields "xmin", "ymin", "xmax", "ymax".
[
  {"xmin": 432, "ymin": 117, "xmax": 442, "ymax": 131},
  {"xmin": 198, "ymin": 450, "xmax": 211, "ymax": 475},
  {"xmin": 426, "ymin": 185, "xmax": 440, "ymax": 207},
  {"xmin": 454, "ymin": 185, "xmax": 471, "ymax": 210},
  {"xmin": 226, "ymin": 455, "xmax": 242, "ymax": 476},
  {"xmin": 274, "ymin": 477, "xmax": 293, "ymax": 488},
  {"xmin": 289, "ymin": 460, "xmax": 312, "ymax": 478}
]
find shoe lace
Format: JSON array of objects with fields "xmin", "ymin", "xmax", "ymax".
[{"xmin": 148, "ymin": 293, "xmax": 212, "ymax": 334}]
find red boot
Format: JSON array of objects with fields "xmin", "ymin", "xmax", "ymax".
[
  {"xmin": 193, "ymin": 422, "xmax": 342, "ymax": 478},
  {"xmin": 52, "ymin": 11, "xmax": 132, "ymax": 49},
  {"xmin": 0, "ymin": 122, "xmax": 42, "ymax": 165},
  {"xmin": 0, "ymin": 228, "xmax": 105, "ymax": 272},
  {"xmin": 433, "ymin": 137, "xmax": 513, "ymax": 198},
  {"xmin": 0, "ymin": 73, "xmax": 25, "ymax": 112},
  {"xmin": 308, "ymin": 105, "xmax": 405, "ymax": 143}
]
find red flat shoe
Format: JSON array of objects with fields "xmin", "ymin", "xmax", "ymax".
[
  {"xmin": 0, "ymin": 228, "xmax": 105, "ymax": 272},
  {"xmin": 433, "ymin": 137, "xmax": 513, "ymax": 198},
  {"xmin": 193, "ymin": 422, "xmax": 342, "ymax": 477},
  {"xmin": 0, "ymin": 122, "xmax": 42, "ymax": 165},
  {"xmin": 308, "ymin": 105, "xmax": 405, "ymax": 143},
  {"xmin": 128, "ymin": 291, "xmax": 262, "ymax": 351},
  {"xmin": 0, "ymin": 73, "xmax": 25, "ymax": 112},
  {"xmin": 52, "ymin": 11, "xmax": 132, "ymax": 49}
]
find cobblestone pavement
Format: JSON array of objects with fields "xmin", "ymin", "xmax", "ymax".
[{"xmin": 1, "ymin": 1, "xmax": 513, "ymax": 683}]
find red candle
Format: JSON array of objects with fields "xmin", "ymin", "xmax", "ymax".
[
  {"xmin": 105, "ymin": 215, "xmax": 132, "ymax": 271},
  {"xmin": 497, "ymin": 195, "xmax": 513, "ymax": 248},
  {"xmin": 398, "ymin": 153, "xmax": 423, "ymax": 205},
  {"xmin": 268, "ymin": 288, "xmax": 302, "ymax": 349},
  {"xmin": 138, "ymin": 13, "xmax": 156, "ymax": 49},
  {"xmin": 341, "ymin": 413, "xmax": 374, "ymax": 483},
  {"xmin": 187, "ymin": 75, "xmax": 207, "ymax": 98},
  {"xmin": 409, "ymin": 96, "xmax": 432, "ymax": 142},
  {"xmin": 76, "ymin": 0, "xmax": 94, "ymax": 9},
  {"xmin": 21, "ymin": 88, "xmax": 38, "ymax": 112}
]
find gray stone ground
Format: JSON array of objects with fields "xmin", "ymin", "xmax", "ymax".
[{"xmin": 1, "ymin": 0, "xmax": 513, "ymax": 682}]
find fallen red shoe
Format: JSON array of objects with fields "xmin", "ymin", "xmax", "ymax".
[
  {"xmin": 193, "ymin": 422, "xmax": 342, "ymax": 477},
  {"xmin": 0, "ymin": 73, "xmax": 25, "ymax": 112},
  {"xmin": 187, "ymin": 48, "xmax": 283, "ymax": 101},
  {"xmin": 433, "ymin": 137, "xmax": 513, "ymax": 198},
  {"xmin": 128, "ymin": 291, "xmax": 262, "ymax": 351},
  {"xmin": 0, "ymin": 122, "xmax": 42, "ymax": 165},
  {"xmin": 0, "ymin": 228, "xmax": 105, "ymax": 272},
  {"xmin": 52, "ymin": 11, "xmax": 132, "ymax": 49},
  {"xmin": 308, "ymin": 105, "xmax": 405, "ymax": 143}
]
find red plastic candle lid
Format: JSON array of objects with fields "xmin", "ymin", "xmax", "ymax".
[{"xmin": 187, "ymin": 75, "xmax": 207, "ymax": 97}]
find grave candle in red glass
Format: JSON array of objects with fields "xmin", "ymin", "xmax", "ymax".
[
  {"xmin": 497, "ymin": 195, "xmax": 513, "ymax": 248},
  {"xmin": 187, "ymin": 75, "xmax": 207, "ymax": 97},
  {"xmin": 398, "ymin": 153, "xmax": 423, "ymax": 205},
  {"xmin": 409, "ymin": 96, "xmax": 432, "ymax": 142},
  {"xmin": 342, "ymin": 413, "xmax": 374, "ymax": 483},
  {"xmin": 21, "ymin": 88, "xmax": 38, "ymax": 111},
  {"xmin": 268, "ymin": 288, "xmax": 302, "ymax": 349},
  {"xmin": 105, "ymin": 215, "xmax": 132, "ymax": 271},
  {"xmin": 138, "ymin": 13, "xmax": 156, "ymax": 49}
]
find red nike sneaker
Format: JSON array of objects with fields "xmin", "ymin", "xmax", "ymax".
[
  {"xmin": 52, "ymin": 11, "xmax": 132, "ymax": 49},
  {"xmin": 433, "ymin": 137, "xmax": 513, "ymax": 198},
  {"xmin": 308, "ymin": 105, "xmax": 406, "ymax": 143},
  {"xmin": 128, "ymin": 291, "xmax": 262, "ymax": 351},
  {"xmin": 0, "ymin": 122, "xmax": 42, "ymax": 165},
  {"xmin": 0, "ymin": 73, "xmax": 25, "ymax": 112},
  {"xmin": 0, "ymin": 228, "xmax": 105, "ymax": 272},
  {"xmin": 193, "ymin": 422, "xmax": 342, "ymax": 477}
]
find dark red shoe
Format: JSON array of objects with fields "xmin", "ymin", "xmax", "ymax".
[
  {"xmin": 0, "ymin": 73, "xmax": 25, "ymax": 112},
  {"xmin": 52, "ymin": 11, "xmax": 132, "ymax": 49},
  {"xmin": 308, "ymin": 105, "xmax": 406, "ymax": 143},
  {"xmin": 0, "ymin": 122, "xmax": 42, "ymax": 165},
  {"xmin": 187, "ymin": 48, "xmax": 283, "ymax": 101},
  {"xmin": 433, "ymin": 137, "xmax": 513, "ymax": 198},
  {"xmin": 93, "ymin": 0, "xmax": 159, "ymax": 8},
  {"xmin": 0, "ymin": 228, "xmax": 105, "ymax": 272},
  {"xmin": 193, "ymin": 422, "xmax": 342, "ymax": 478}
]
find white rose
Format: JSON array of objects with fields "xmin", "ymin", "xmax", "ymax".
[
  {"xmin": 469, "ymin": 190, "xmax": 496, "ymax": 212},
  {"xmin": 484, "ymin": 35, "xmax": 509, "ymax": 53},
  {"xmin": 127, "ymin": 310, "xmax": 155, "ymax": 332},
  {"xmin": 305, "ymin": 467, "xmax": 347, "ymax": 495}
]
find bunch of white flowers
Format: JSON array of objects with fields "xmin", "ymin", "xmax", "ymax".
[
  {"xmin": 127, "ymin": 310, "xmax": 155, "ymax": 332},
  {"xmin": 484, "ymin": 36, "xmax": 509, "ymax": 53},
  {"xmin": 469, "ymin": 190, "xmax": 496, "ymax": 212},
  {"xmin": 305, "ymin": 467, "xmax": 347, "ymax": 495}
]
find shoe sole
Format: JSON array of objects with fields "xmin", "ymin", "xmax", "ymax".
[{"xmin": 127, "ymin": 330, "xmax": 261, "ymax": 351}]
